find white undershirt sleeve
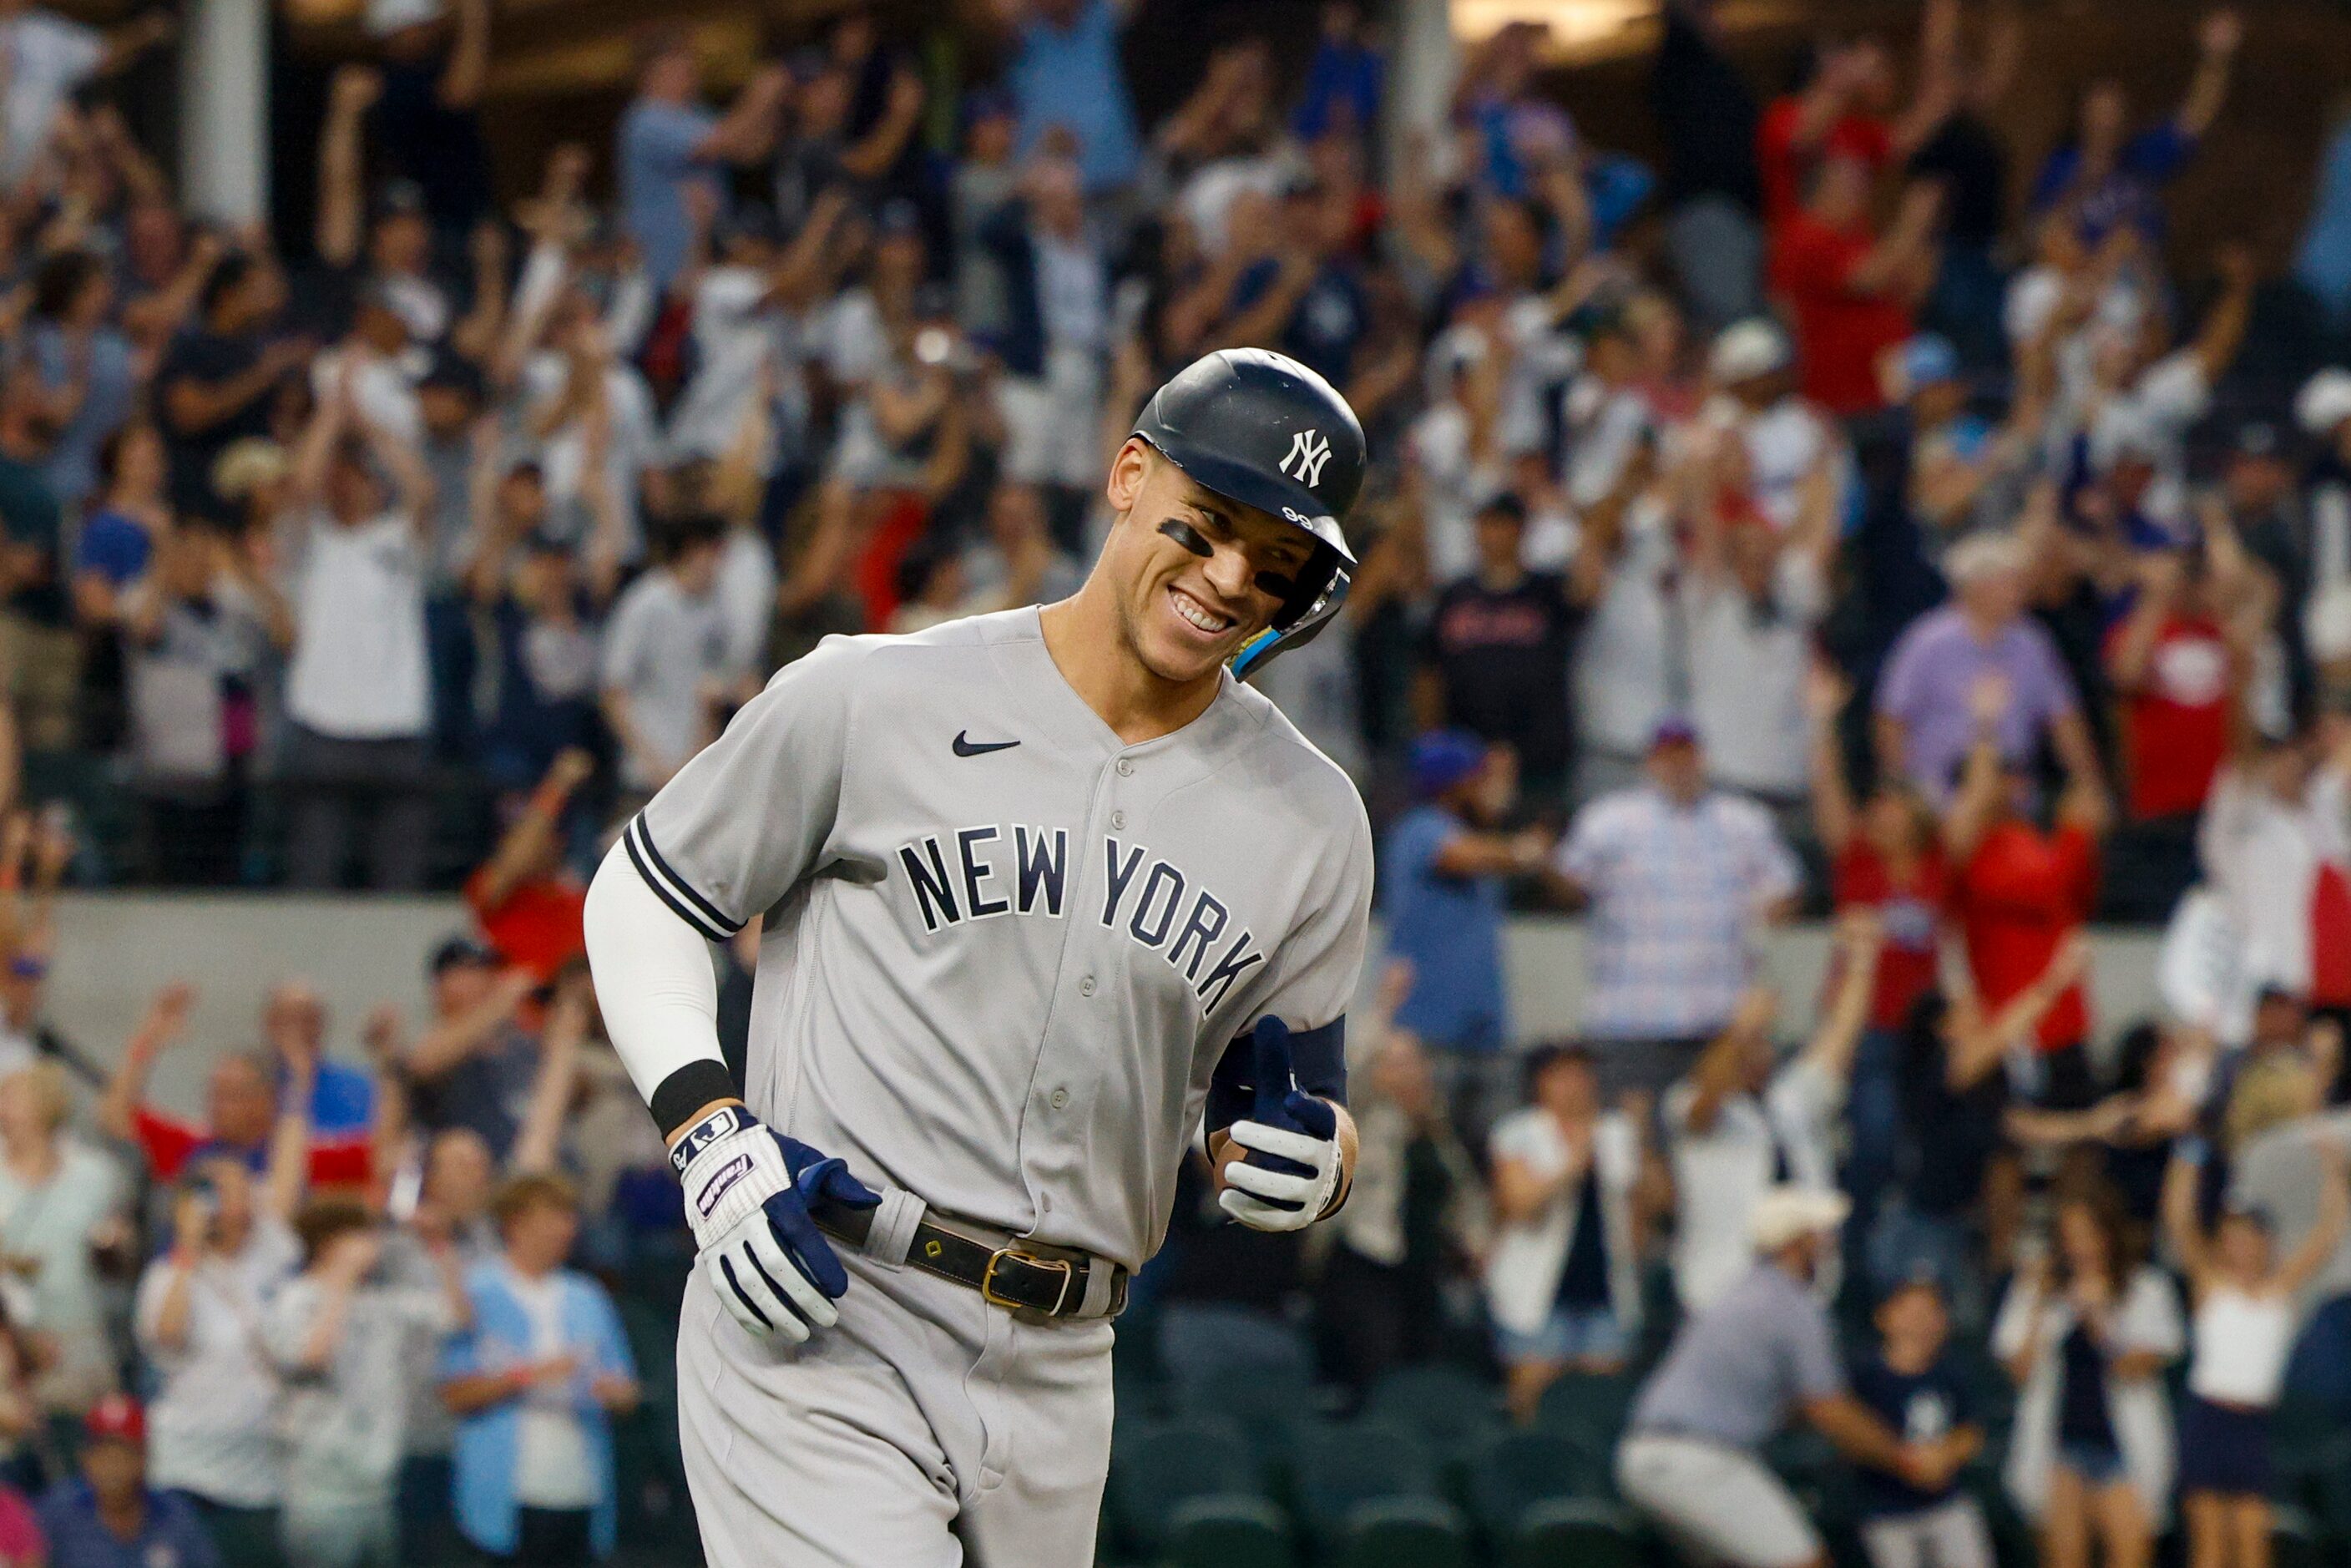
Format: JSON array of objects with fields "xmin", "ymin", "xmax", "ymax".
[{"xmin": 583, "ymin": 838, "xmax": 727, "ymax": 1107}]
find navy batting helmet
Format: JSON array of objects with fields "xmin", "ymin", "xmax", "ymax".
[{"xmin": 1130, "ymin": 348, "xmax": 1367, "ymax": 680}]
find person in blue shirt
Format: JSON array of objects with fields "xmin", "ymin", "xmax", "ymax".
[
  {"xmin": 1848, "ymin": 1277, "xmax": 1993, "ymax": 1568},
  {"xmin": 438, "ymin": 1173, "xmax": 639, "ymax": 1566},
  {"xmin": 39, "ymin": 1395, "xmax": 220, "ymax": 1568},
  {"xmin": 1292, "ymin": 3, "xmax": 1383, "ymax": 146},
  {"xmin": 991, "ymin": 0, "xmax": 1142, "ymax": 195},
  {"xmin": 1382, "ymin": 731, "xmax": 1554, "ymax": 1145},
  {"xmin": 616, "ymin": 33, "xmax": 791, "ymax": 294},
  {"xmin": 2030, "ymin": 9, "xmax": 2241, "ymax": 245}
]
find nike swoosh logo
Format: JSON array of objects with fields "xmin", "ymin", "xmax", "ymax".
[{"xmin": 953, "ymin": 731, "xmax": 1020, "ymax": 757}]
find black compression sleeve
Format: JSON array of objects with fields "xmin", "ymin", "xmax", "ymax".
[{"xmin": 650, "ymin": 1059, "xmax": 742, "ymax": 1141}]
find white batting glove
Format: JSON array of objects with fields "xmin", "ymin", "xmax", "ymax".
[
  {"xmin": 673, "ymin": 1105, "xmax": 877, "ymax": 1342},
  {"xmin": 1216, "ymin": 1017, "xmax": 1344, "ymax": 1232},
  {"xmin": 1219, "ymin": 1116, "xmax": 1342, "ymax": 1232}
]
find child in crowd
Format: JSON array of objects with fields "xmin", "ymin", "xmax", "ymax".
[
  {"xmin": 2161, "ymin": 1137, "xmax": 2349, "ymax": 1568},
  {"xmin": 1848, "ymin": 1275, "xmax": 1992, "ymax": 1568}
]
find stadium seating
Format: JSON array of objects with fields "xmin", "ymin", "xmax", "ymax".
[
  {"xmin": 1465, "ymin": 1428, "xmax": 1607, "ymax": 1539},
  {"xmin": 1494, "ymin": 1498, "xmax": 1644, "ymax": 1568},
  {"xmin": 1290, "ymin": 1419, "xmax": 1449, "ymax": 1541},
  {"xmin": 1331, "ymin": 1495, "xmax": 1474, "ymax": 1568},
  {"xmin": 1105, "ymin": 1416, "xmax": 1261, "ymax": 1555},
  {"xmin": 1530, "ymin": 1370, "xmax": 1637, "ymax": 1452},
  {"xmin": 1160, "ymin": 1494, "xmax": 1297, "ymax": 1568}
]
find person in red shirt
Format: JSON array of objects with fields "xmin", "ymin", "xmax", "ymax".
[
  {"xmin": 1806, "ymin": 662, "xmax": 1949, "ymax": 1225},
  {"xmin": 94, "ymin": 982, "xmax": 371, "ymax": 1189},
  {"xmin": 464, "ymin": 746, "xmax": 596, "ymax": 984},
  {"xmin": 2106, "ymin": 549, "xmax": 2269, "ymax": 823},
  {"xmin": 1756, "ymin": 25, "xmax": 1956, "ymax": 225},
  {"xmin": 1767, "ymin": 157, "xmax": 1943, "ymax": 416},
  {"xmin": 1944, "ymin": 701, "xmax": 2108, "ymax": 1110}
]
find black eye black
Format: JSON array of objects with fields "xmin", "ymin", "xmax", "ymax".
[
  {"xmin": 1157, "ymin": 519, "xmax": 1212, "ymax": 558},
  {"xmin": 1255, "ymin": 570, "xmax": 1297, "ymax": 599}
]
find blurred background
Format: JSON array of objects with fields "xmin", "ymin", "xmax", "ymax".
[{"xmin": 0, "ymin": 0, "xmax": 2341, "ymax": 1565}]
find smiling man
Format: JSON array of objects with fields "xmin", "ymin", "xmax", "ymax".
[{"xmin": 582, "ymin": 348, "xmax": 1373, "ymax": 1567}]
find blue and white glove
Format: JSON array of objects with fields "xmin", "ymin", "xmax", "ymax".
[
  {"xmin": 672, "ymin": 1105, "xmax": 880, "ymax": 1341},
  {"xmin": 1217, "ymin": 1018, "xmax": 1343, "ymax": 1232}
]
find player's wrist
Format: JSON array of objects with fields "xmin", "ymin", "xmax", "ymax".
[{"xmin": 665, "ymin": 1099, "xmax": 751, "ymax": 1166}]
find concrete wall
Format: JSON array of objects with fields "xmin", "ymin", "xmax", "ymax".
[{"xmin": 36, "ymin": 895, "xmax": 2170, "ymax": 1116}]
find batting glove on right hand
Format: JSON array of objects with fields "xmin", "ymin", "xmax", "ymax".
[{"xmin": 672, "ymin": 1105, "xmax": 879, "ymax": 1342}]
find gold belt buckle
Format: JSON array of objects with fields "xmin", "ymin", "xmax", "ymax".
[{"xmin": 980, "ymin": 1247, "xmax": 1077, "ymax": 1315}]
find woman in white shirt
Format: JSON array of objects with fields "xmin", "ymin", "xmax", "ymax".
[
  {"xmin": 134, "ymin": 1136, "xmax": 307, "ymax": 1565},
  {"xmin": 1994, "ymin": 1191, "xmax": 2184, "ymax": 1568},
  {"xmin": 2161, "ymin": 1140, "xmax": 2348, "ymax": 1568},
  {"xmin": 1484, "ymin": 1044, "xmax": 1646, "ymax": 1424},
  {"xmin": 0, "ymin": 1062, "xmax": 127, "ymax": 1416}
]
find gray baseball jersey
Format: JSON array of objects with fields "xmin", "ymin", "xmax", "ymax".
[{"xmin": 628, "ymin": 604, "xmax": 1373, "ymax": 1271}]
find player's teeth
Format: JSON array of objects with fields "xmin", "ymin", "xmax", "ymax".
[{"xmin": 1173, "ymin": 590, "xmax": 1227, "ymax": 632}]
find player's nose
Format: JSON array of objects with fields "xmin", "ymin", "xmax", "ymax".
[{"xmin": 1196, "ymin": 542, "xmax": 1254, "ymax": 607}]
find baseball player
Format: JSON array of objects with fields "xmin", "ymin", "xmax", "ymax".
[{"xmin": 582, "ymin": 347, "xmax": 1374, "ymax": 1565}]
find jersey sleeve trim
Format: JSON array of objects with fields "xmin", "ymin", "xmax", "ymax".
[{"xmin": 622, "ymin": 814, "xmax": 745, "ymax": 943}]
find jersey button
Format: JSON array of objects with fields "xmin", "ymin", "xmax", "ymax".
[
  {"xmin": 1115, "ymin": 758, "xmax": 1135, "ymax": 776},
  {"xmin": 1049, "ymin": 1087, "xmax": 1070, "ymax": 1110},
  {"xmin": 1110, "ymin": 810, "xmax": 1126, "ymax": 831},
  {"xmin": 1079, "ymin": 975, "xmax": 1096, "ymax": 997}
]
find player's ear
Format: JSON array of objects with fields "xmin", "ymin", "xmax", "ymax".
[{"xmin": 1105, "ymin": 438, "xmax": 1151, "ymax": 518}]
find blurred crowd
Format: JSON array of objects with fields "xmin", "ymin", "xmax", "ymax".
[{"xmin": 0, "ymin": 0, "xmax": 2336, "ymax": 1561}]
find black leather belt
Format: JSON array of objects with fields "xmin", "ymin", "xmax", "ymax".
[{"xmin": 813, "ymin": 1197, "xmax": 1129, "ymax": 1321}]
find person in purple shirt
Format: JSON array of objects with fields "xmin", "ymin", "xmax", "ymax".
[
  {"xmin": 2030, "ymin": 8, "xmax": 2241, "ymax": 244},
  {"xmin": 1873, "ymin": 532, "xmax": 2106, "ymax": 808}
]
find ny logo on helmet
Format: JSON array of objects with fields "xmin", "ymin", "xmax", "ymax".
[{"xmin": 1278, "ymin": 428, "xmax": 1332, "ymax": 488}]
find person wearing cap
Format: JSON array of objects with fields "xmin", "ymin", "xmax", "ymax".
[
  {"xmin": 1382, "ymin": 731, "xmax": 1551, "ymax": 1145},
  {"xmin": 1420, "ymin": 491, "xmax": 1584, "ymax": 807},
  {"xmin": 1874, "ymin": 529, "xmax": 2103, "ymax": 808},
  {"xmin": 1618, "ymin": 1184, "xmax": 1934, "ymax": 1568},
  {"xmin": 400, "ymin": 938, "xmax": 544, "ymax": 1166},
  {"xmin": 1767, "ymin": 154, "xmax": 1943, "ymax": 417},
  {"xmin": 1704, "ymin": 316, "xmax": 1844, "ymax": 534},
  {"xmin": 1894, "ymin": 332, "xmax": 2031, "ymax": 561},
  {"xmin": 1550, "ymin": 716, "xmax": 1801, "ymax": 1100},
  {"xmin": 616, "ymin": 33, "xmax": 790, "ymax": 293},
  {"xmin": 38, "ymin": 1396, "xmax": 214, "ymax": 1568}
]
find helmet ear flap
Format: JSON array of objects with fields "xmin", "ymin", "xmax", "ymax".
[{"xmin": 1232, "ymin": 559, "xmax": 1350, "ymax": 683}]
